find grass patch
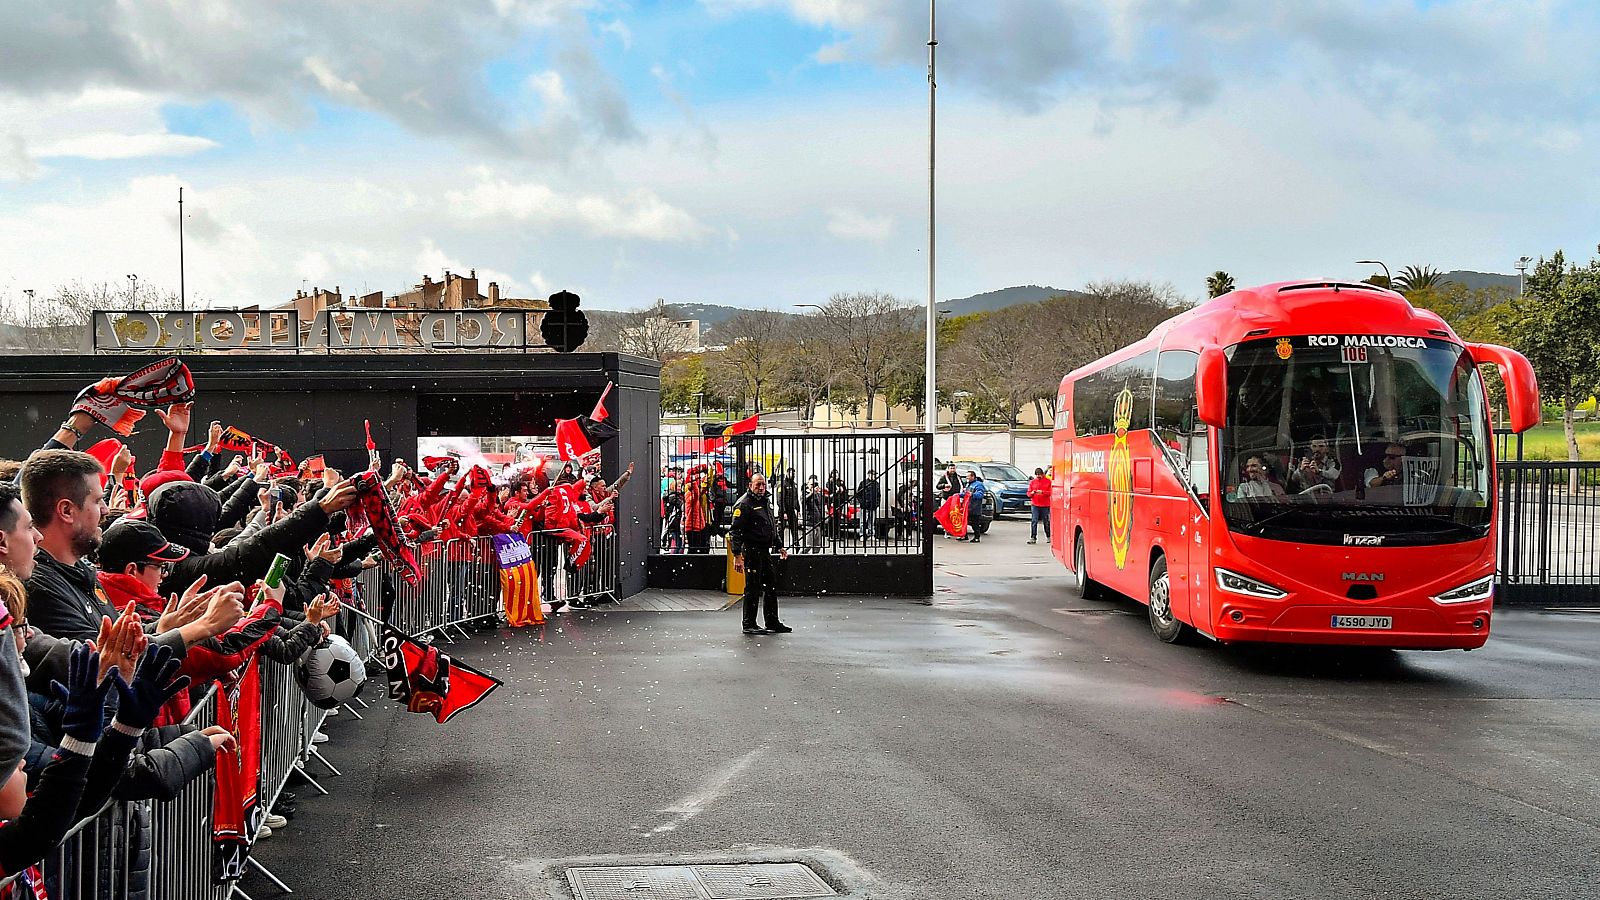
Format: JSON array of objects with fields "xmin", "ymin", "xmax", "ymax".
[{"xmin": 1509, "ymin": 421, "xmax": 1600, "ymax": 460}]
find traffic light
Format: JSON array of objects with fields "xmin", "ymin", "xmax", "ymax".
[{"xmin": 541, "ymin": 290, "xmax": 589, "ymax": 353}]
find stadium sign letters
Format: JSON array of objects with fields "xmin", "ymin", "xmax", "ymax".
[{"xmin": 93, "ymin": 308, "xmax": 533, "ymax": 352}]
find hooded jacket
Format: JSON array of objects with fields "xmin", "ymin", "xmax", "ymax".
[{"xmin": 150, "ymin": 480, "xmax": 332, "ymax": 596}]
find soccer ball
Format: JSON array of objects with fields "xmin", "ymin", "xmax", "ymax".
[{"xmin": 294, "ymin": 635, "xmax": 367, "ymax": 710}]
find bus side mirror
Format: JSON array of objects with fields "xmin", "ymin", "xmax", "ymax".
[
  {"xmin": 1196, "ymin": 346, "xmax": 1227, "ymax": 429},
  {"xmin": 1467, "ymin": 342, "xmax": 1541, "ymax": 434}
]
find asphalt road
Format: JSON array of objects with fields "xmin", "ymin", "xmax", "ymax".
[{"xmin": 252, "ymin": 518, "xmax": 1600, "ymax": 899}]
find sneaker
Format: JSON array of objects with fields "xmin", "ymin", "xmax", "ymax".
[
  {"xmin": 311, "ymin": 730, "xmax": 330, "ymax": 745},
  {"xmin": 325, "ymin": 707, "xmax": 340, "ymax": 717},
  {"xmin": 1026, "ymin": 539, "xmax": 1036, "ymax": 544},
  {"xmin": 766, "ymin": 623, "xmax": 793, "ymax": 633},
  {"xmin": 548, "ymin": 599, "xmax": 567, "ymax": 614},
  {"xmin": 255, "ymin": 825, "xmax": 273, "ymax": 841},
  {"xmin": 742, "ymin": 626, "xmax": 768, "ymax": 635},
  {"xmin": 263, "ymin": 814, "xmax": 288, "ymax": 829}
]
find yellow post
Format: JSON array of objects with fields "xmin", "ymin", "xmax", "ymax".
[{"xmin": 726, "ymin": 546, "xmax": 746, "ymax": 596}]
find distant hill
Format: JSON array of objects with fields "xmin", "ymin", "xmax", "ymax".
[
  {"xmin": 1440, "ymin": 270, "xmax": 1519, "ymax": 295},
  {"xmin": 937, "ymin": 285, "xmax": 1086, "ymax": 317}
]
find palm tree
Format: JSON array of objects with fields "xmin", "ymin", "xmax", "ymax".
[
  {"xmin": 1393, "ymin": 265, "xmax": 1445, "ymax": 295},
  {"xmin": 1206, "ymin": 271, "xmax": 1236, "ymax": 298}
]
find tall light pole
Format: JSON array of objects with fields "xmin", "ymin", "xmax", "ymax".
[
  {"xmin": 925, "ymin": 0, "xmax": 938, "ymax": 435},
  {"xmin": 1515, "ymin": 256, "xmax": 1531, "ymax": 296},
  {"xmin": 178, "ymin": 186, "xmax": 186, "ymax": 311},
  {"xmin": 23, "ymin": 289, "xmax": 34, "ymax": 324},
  {"xmin": 1356, "ymin": 259, "xmax": 1390, "ymax": 287},
  {"xmin": 126, "ymin": 273, "xmax": 138, "ymax": 303}
]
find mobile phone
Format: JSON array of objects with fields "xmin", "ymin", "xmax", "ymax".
[{"xmin": 263, "ymin": 553, "xmax": 291, "ymax": 590}]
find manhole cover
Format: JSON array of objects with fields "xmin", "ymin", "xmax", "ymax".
[
  {"xmin": 691, "ymin": 864, "xmax": 835, "ymax": 899},
  {"xmin": 566, "ymin": 864, "xmax": 836, "ymax": 900}
]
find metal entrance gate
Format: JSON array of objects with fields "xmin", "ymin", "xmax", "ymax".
[
  {"xmin": 1497, "ymin": 461, "xmax": 1600, "ymax": 605},
  {"xmin": 646, "ymin": 431, "xmax": 934, "ymax": 597}
]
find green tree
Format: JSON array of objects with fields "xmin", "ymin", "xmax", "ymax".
[
  {"xmin": 1205, "ymin": 271, "xmax": 1235, "ymax": 298},
  {"xmin": 1485, "ymin": 249, "xmax": 1600, "ymax": 461}
]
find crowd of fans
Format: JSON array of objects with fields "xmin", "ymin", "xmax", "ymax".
[
  {"xmin": 659, "ymin": 463, "xmax": 921, "ymax": 553},
  {"xmin": 0, "ymin": 370, "xmax": 630, "ymax": 896}
]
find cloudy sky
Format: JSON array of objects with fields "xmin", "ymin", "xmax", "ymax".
[{"xmin": 1, "ymin": 1, "xmax": 1596, "ymax": 312}]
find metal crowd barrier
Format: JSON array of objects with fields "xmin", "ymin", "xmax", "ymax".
[
  {"xmin": 2, "ymin": 656, "xmax": 347, "ymax": 900},
  {"xmin": 355, "ymin": 529, "xmax": 621, "ymax": 642}
]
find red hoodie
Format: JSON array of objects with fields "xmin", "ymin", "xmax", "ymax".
[{"xmin": 1027, "ymin": 475, "xmax": 1052, "ymax": 508}]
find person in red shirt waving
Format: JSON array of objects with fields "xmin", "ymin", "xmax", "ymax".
[{"xmin": 1026, "ymin": 468, "xmax": 1052, "ymax": 545}]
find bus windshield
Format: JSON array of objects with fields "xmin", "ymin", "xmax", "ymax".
[{"xmin": 1218, "ymin": 335, "xmax": 1491, "ymax": 545}]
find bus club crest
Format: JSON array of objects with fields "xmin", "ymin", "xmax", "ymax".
[
  {"xmin": 1107, "ymin": 386, "xmax": 1135, "ymax": 569},
  {"xmin": 1275, "ymin": 338, "xmax": 1293, "ymax": 359}
]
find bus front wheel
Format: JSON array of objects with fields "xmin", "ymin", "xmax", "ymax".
[
  {"xmin": 1148, "ymin": 556, "xmax": 1191, "ymax": 644},
  {"xmin": 1073, "ymin": 532, "xmax": 1103, "ymax": 600}
]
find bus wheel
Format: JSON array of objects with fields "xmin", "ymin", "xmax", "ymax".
[
  {"xmin": 1073, "ymin": 532, "xmax": 1101, "ymax": 600},
  {"xmin": 1148, "ymin": 556, "xmax": 1190, "ymax": 644}
]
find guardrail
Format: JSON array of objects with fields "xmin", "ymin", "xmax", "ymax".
[
  {"xmin": 1, "ymin": 646, "xmax": 349, "ymax": 900},
  {"xmin": 357, "ymin": 530, "xmax": 620, "ymax": 640}
]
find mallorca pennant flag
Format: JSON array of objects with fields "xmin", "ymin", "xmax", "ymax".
[
  {"xmin": 381, "ymin": 627, "xmax": 502, "ymax": 724},
  {"xmin": 493, "ymin": 533, "xmax": 543, "ymax": 627},
  {"xmin": 934, "ymin": 493, "xmax": 969, "ymax": 538}
]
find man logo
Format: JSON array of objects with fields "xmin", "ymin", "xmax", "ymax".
[
  {"xmin": 1341, "ymin": 572, "xmax": 1385, "ymax": 582},
  {"xmin": 1343, "ymin": 534, "xmax": 1384, "ymax": 546},
  {"xmin": 1275, "ymin": 338, "xmax": 1293, "ymax": 360}
]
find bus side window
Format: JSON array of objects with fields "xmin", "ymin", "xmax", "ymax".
[{"xmin": 1155, "ymin": 350, "xmax": 1210, "ymax": 506}]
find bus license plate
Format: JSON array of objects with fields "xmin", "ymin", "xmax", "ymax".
[{"xmin": 1331, "ymin": 615, "xmax": 1392, "ymax": 630}]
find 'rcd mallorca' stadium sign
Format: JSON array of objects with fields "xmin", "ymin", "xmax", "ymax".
[{"xmin": 92, "ymin": 308, "xmax": 537, "ymax": 353}]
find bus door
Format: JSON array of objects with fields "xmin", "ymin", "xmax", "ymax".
[{"xmin": 1154, "ymin": 350, "xmax": 1208, "ymax": 628}]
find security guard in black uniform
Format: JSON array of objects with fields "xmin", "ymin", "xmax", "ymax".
[{"xmin": 729, "ymin": 472, "xmax": 791, "ymax": 635}]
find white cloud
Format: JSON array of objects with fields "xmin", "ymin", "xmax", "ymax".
[
  {"xmin": 447, "ymin": 174, "xmax": 710, "ymax": 241},
  {"xmin": 826, "ymin": 208, "xmax": 893, "ymax": 242},
  {"xmin": 0, "ymin": 87, "xmax": 217, "ymax": 177},
  {"xmin": 600, "ymin": 18, "xmax": 633, "ymax": 51},
  {"xmin": 302, "ymin": 57, "xmax": 366, "ymax": 103},
  {"xmin": 33, "ymin": 133, "xmax": 219, "ymax": 161},
  {"xmin": 527, "ymin": 71, "xmax": 570, "ymax": 109}
]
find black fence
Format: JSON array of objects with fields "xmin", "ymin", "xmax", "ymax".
[
  {"xmin": 647, "ymin": 432, "xmax": 934, "ymax": 597},
  {"xmin": 1494, "ymin": 428, "xmax": 1525, "ymax": 462},
  {"xmin": 1496, "ymin": 461, "xmax": 1600, "ymax": 605}
]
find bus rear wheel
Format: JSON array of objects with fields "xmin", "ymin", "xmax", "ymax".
[{"xmin": 1148, "ymin": 556, "xmax": 1191, "ymax": 644}]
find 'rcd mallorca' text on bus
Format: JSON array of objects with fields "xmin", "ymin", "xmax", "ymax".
[{"xmin": 1050, "ymin": 280, "xmax": 1539, "ymax": 649}]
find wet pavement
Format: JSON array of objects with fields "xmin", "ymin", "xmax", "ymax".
[{"xmin": 253, "ymin": 517, "xmax": 1600, "ymax": 899}]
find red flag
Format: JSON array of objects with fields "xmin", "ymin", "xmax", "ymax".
[
  {"xmin": 297, "ymin": 455, "xmax": 326, "ymax": 478},
  {"xmin": 590, "ymin": 382, "xmax": 614, "ymax": 423},
  {"xmin": 702, "ymin": 413, "xmax": 759, "ymax": 454},
  {"xmin": 934, "ymin": 493, "xmax": 969, "ymax": 538},
  {"xmin": 381, "ymin": 627, "xmax": 501, "ymax": 723},
  {"xmin": 555, "ymin": 415, "xmax": 618, "ymax": 462}
]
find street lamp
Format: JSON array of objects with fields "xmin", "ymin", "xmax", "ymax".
[
  {"xmin": 126, "ymin": 273, "xmax": 139, "ymax": 303},
  {"xmin": 1515, "ymin": 256, "xmax": 1532, "ymax": 296},
  {"xmin": 1355, "ymin": 260, "xmax": 1390, "ymax": 286},
  {"xmin": 23, "ymin": 289, "xmax": 34, "ymax": 324},
  {"xmin": 925, "ymin": 0, "xmax": 938, "ymax": 437}
]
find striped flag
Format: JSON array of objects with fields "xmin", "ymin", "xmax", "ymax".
[{"xmin": 493, "ymin": 533, "xmax": 543, "ymax": 626}]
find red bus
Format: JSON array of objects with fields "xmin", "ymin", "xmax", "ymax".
[{"xmin": 1051, "ymin": 280, "xmax": 1539, "ymax": 649}]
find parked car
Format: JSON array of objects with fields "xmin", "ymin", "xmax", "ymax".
[{"xmin": 950, "ymin": 460, "xmax": 1030, "ymax": 518}]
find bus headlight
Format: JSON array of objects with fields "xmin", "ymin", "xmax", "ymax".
[
  {"xmin": 1214, "ymin": 568, "xmax": 1288, "ymax": 600},
  {"xmin": 1432, "ymin": 576, "xmax": 1494, "ymax": 605}
]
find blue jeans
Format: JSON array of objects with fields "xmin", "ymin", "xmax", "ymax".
[{"xmin": 1030, "ymin": 506, "xmax": 1050, "ymax": 540}]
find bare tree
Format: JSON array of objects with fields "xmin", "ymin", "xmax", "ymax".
[
  {"xmin": 812, "ymin": 291, "xmax": 917, "ymax": 426},
  {"xmin": 0, "ymin": 280, "xmax": 182, "ymax": 352},
  {"xmin": 942, "ymin": 305, "xmax": 1052, "ymax": 427},
  {"xmin": 709, "ymin": 310, "xmax": 786, "ymax": 412},
  {"xmin": 773, "ymin": 317, "xmax": 844, "ymax": 424},
  {"xmin": 615, "ymin": 300, "xmax": 697, "ymax": 361}
]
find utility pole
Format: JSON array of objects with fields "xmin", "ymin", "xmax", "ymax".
[
  {"xmin": 1515, "ymin": 256, "xmax": 1531, "ymax": 296},
  {"xmin": 178, "ymin": 186, "xmax": 186, "ymax": 311},
  {"xmin": 924, "ymin": 0, "xmax": 938, "ymax": 435}
]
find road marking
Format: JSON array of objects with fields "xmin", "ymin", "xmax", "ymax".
[{"xmin": 646, "ymin": 748, "xmax": 766, "ymax": 835}]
